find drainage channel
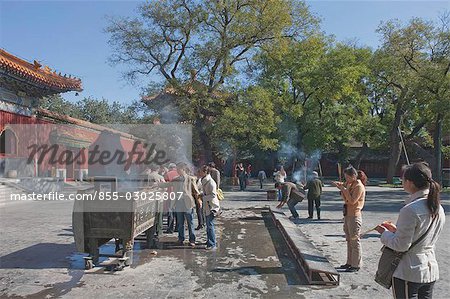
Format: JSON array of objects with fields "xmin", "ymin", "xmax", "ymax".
[{"xmin": 131, "ymin": 208, "xmax": 316, "ymax": 296}]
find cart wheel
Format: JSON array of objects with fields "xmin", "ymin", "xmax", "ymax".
[
  {"xmin": 115, "ymin": 264, "xmax": 124, "ymax": 271},
  {"xmin": 116, "ymin": 259, "xmax": 126, "ymax": 271},
  {"xmin": 84, "ymin": 259, "xmax": 94, "ymax": 270},
  {"xmin": 124, "ymin": 240, "xmax": 133, "ymax": 266}
]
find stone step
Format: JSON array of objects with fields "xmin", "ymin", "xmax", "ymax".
[{"xmin": 270, "ymin": 208, "xmax": 340, "ymax": 285}]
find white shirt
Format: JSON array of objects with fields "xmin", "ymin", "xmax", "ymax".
[
  {"xmin": 201, "ymin": 174, "xmax": 220, "ymax": 216},
  {"xmin": 381, "ymin": 189, "xmax": 446, "ymax": 283},
  {"xmin": 274, "ymin": 171, "xmax": 286, "ymax": 183}
]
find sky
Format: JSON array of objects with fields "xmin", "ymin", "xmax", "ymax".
[{"xmin": 1, "ymin": 0, "xmax": 449, "ymax": 105}]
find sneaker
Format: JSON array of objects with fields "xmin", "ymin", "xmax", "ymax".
[
  {"xmin": 345, "ymin": 267, "xmax": 360, "ymax": 272},
  {"xmin": 307, "ymin": 216, "xmax": 313, "ymax": 219},
  {"xmin": 205, "ymin": 246, "xmax": 216, "ymax": 251},
  {"xmin": 176, "ymin": 240, "xmax": 184, "ymax": 246},
  {"xmin": 189, "ymin": 242, "xmax": 196, "ymax": 247},
  {"xmin": 336, "ymin": 264, "xmax": 351, "ymax": 269}
]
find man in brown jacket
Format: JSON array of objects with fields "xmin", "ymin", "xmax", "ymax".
[
  {"xmin": 275, "ymin": 182, "xmax": 305, "ymax": 220},
  {"xmin": 159, "ymin": 162, "xmax": 200, "ymax": 246}
]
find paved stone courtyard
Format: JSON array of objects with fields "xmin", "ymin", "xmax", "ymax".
[{"xmin": 1, "ymin": 182, "xmax": 449, "ymax": 298}]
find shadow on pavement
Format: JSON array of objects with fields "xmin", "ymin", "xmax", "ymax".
[
  {"xmin": 212, "ymin": 266, "xmax": 287, "ymax": 275},
  {"xmin": 0, "ymin": 243, "xmax": 74, "ymax": 269}
]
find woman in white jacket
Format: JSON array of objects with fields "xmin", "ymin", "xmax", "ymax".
[
  {"xmin": 376, "ymin": 162, "xmax": 445, "ymax": 299},
  {"xmin": 199, "ymin": 165, "xmax": 220, "ymax": 250}
]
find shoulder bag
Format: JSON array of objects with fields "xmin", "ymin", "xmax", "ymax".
[{"xmin": 375, "ymin": 215, "xmax": 436, "ymax": 289}]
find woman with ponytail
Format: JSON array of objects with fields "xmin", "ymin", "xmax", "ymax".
[
  {"xmin": 333, "ymin": 166, "xmax": 367, "ymax": 272},
  {"xmin": 375, "ymin": 162, "xmax": 445, "ymax": 298}
]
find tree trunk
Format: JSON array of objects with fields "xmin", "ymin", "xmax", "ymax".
[
  {"xmin": 354, "ymin": 142, "xmax": 368, "ymax": 169},
  {"xmin": 195, "ymin": 118, "xmax": 213, "ymax": 164},
  {"xmin": 433, "ymin": 113, "xmax": 443, "ymax": 185},
  {"xmin": 386, "ymin": 99, "xmax": 405, "ymax": 184},
  {"xmin": 407, "ymin": 141, "xmax": 435, "ymax": 168}
]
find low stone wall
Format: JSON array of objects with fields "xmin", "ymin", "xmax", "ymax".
[
  {"xmin": 0, "ymin": 157, "xmax": 34, "ymax": 178},
  {"xmin": 18, "ymin": 177, "xmax": 64, "ymax": 193}
]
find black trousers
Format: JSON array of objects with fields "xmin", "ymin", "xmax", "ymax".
[
  {"xmin": 392, "ymin": 277, "xmax": 435, "ymax": 299},
  {"xmin": 196, "ymin": 202, "xmax": 204, "ymax": 227},
  {"xmin": 167, "ymin": 211, "xmax": 177, "ymax": 232},
  {"xmin": 307, "ymin": 196, "xmax": 321, "ymax": 218},
  {"xmin": 238, "ymin": 176, "xmax": 246, "ymax": 190}
]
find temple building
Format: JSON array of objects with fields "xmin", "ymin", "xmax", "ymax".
[{"xmin": 0, "ymin": 49, "xmax": 143, "ymax": 181}]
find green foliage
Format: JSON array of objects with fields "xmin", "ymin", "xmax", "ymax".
[
  {"xmin": 257, "ymin": 36, "xmax": 374, "ymax": 156},
  {"xmin": 107, "ymin": 0, "xmax": 319, "ymax": 90},
  {"xmin": 106, "ymin": 0, "xmax": 320, "ymax": 161},
  {"xmin": 442, "ymin": 145, "xmax": 450, "ymax": 159},
  {"xmin": 105, "ymin": 1, "xmax": 448, "ymax": 170},
  {"xmin": 39, "ymin": 95, "xmax": 82, "ymax": 119},
  {"xmin": 40, "ymin": 96, "xmax": 151, "ymax": 125},
  {"xmin": 374, "ymin": 15, "xmax": 450, "ymax": 172},
  {"xmin": 211, "ymin": 86, "xmax": 280, "ymax": 156}
]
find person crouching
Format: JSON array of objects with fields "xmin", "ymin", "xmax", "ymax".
[{"xmin": 275, "ymin": 182, "xmax": 305, "ymax": 220}]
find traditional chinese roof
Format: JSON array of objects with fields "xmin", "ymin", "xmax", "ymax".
[
  {"xmin": 36, "ymin": 108, "xmax": 138, "ymax": 140},
  {"xmin": 0, "ymin": 49, "xmax": 82, "ymax": 97},
  {"xmin": 141, "ymin": 80, "xmax": 230, "ymax": 124},
  {"xmin": 142, "ymin": 80, "xmax": 226, "ymax": 104}
]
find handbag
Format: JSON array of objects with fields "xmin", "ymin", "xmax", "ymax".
[
  {"xmin": 375, "ymin": 215, "xmax": 436, "ymax": 289},
  {"xmin": 217, "ymin": 188, "xmax": 225, "ymax": 201}
]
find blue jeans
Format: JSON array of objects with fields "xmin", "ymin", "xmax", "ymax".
[
  {"xmin": 176, "ymin": 209, "xmax": 195, "ymax": 243},
  {"xmin": 206, "ymin": 214, "xmax": 216, "ymax": 248}
]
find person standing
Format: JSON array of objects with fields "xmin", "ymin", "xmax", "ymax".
[
  {"xmin": 304, "ymin": 171, "xmax": 323, "ymax": 220},
  {"xmin": 274, "ymin": 166, "xmax": 287, "ymax": 183},
  {"xmin": 257, "ymin": 170, "xmax": 267, "ymax": 189},
  {"xmin": 160, "ymin": 162, "xmax": 200, "ymax": 247},
  {"xmin": 164, "ymin": 163, "xmax": 179, "ymax": 233},
  {"xmin": 195, "ymin": 169, "xmax": 205, "ymax": 230},
  {"xmin": 246, "ymin": 164, "xmax": 252, "ymax": 185},
  {"xmin": 333, "ymin": 166, "xmax": 367, "ymax": 272},
  {"xmin": 158, "ymin": 165, "xmax": 168, "ymax": 177},
  {"xmin": 275, "ymin": 182, "xmax": 305, "ymax": 220},
  {"xmin": 236, "ymin": 163, "xmax": 246, "ymax": 191},
  {"xmin": 147, "ymin": 165, "xmax": 165, "ymax": 184},
  {"xmin": 146, "ymin": 165, "xmax": 166, "ymax": 236},
  {"xmin": 199, "ymin": 165, "xmax": 220, "ymax": 250},
  {"xmin": 375, "ymin": 162, "xmax": 445, "ymax": 299},
  {"xmin": 272, "ymin": 168, "xmax": 278, "ymax": 182},
  {"xmin": 208, "ymin": 162, "xmax": 221, "ymax": 189}
]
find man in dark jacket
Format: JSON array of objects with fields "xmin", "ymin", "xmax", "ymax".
[
  {"xmin": 275, "ymin": 182, "xmax": 305, "ymax": 220},
  {"xmin": 303, "ymin": 171, "xmax": 323, "ymax": 219}
]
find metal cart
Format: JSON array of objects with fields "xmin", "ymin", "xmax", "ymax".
[{"xmin": 72, "ymin": 177, "xmax": 159, "ymax": 270}]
